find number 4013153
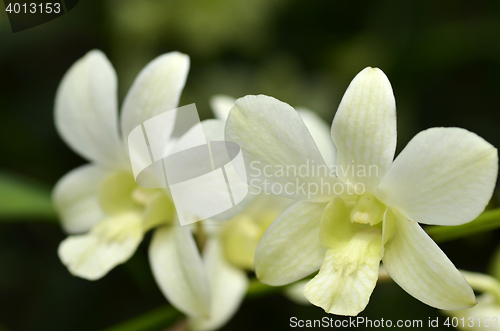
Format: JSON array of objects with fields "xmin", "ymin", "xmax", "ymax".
[
  {"xmin": 5, "ymin": 3, "xmax": 61, "ymax": 14},
  {"xmin": 444, "ymin": 316, "xmax": 499, "ymax": 328}
]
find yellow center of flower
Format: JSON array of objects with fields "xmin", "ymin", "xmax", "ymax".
[
  {"xmin": 98, "ymin": 170, "xmax": 176, "ymax": 231},
  {"xmin": 349, "ymin": 193, "xmax": 386, "ymax": 226}
]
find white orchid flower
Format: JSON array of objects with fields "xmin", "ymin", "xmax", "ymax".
[
  {"xmin": 225, "ymin": 67, "xmax": 498, "ymax": 316},
  {"xmin": 443, "ymin": 270, "xmax": 500, "ymax": 330},
  {"xmin": 188, "ymin": 95, "xmax": 332, "ymax": 330},
  {"xmin": 53, "ymin": 50, "xmax": 212, "ymax": 318}
]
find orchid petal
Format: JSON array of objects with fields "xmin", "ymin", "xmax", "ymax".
[
  {"xmin": 221, "ymin": 215, "xmax": 261, "ymax": 270},
  {"xmin": 226, "ymin": 95, "xmax": 342, "ymax": 200},
  {"xmin": 331, "ymin": 67, "xmax": 396, "ymax": 191},
  {"xmin": 378, "ymin": 127, "xmax": 498, "ymax": 226},
  {"xmin": 210, "ymin": 95, "xmax": 235, "ymax": 122},
  {"xmin": 55, "ymin": 50, "xmax": 126, "ymax": 167},
  {"xmin": 297, "ymin": 108, "xmax": 337, "ymax": 167},
  {"xmin": 284, "ymin": 281, "xmax": 310, "ymax": 305},
  {"xmin": 255, "ymin": 200, "xmax": 327, "ymax": 286},
  {"xmin": 142, "ymin": 192, "xmax": 175, "ymax": 231},
  {"xmin": 304, "ymin": 227, "xmax": 382, "ymax": 316},
  {"xmin": 189, "ymin": 238, "xmax": 248, "ymax": 331},
  {"xmin": 53, "ymin": 164, "xmax": 109, "ymax": 234},
  {"xmin": 58, "ymin": 210, "xmax": 143, "ymax": 280},
  {"xmin": 149, "ymin": 225, "xmax": 211, "ymax": 318},
  {"xmin": 304, "ymin": 198, "xmax": 383, "ymax": 316},
  {"xmin": 120, "ymin": 52, "xmax": 189, "ymax": 140},
  {"xmin": 382, "ymin": 211, "xmax": 476, "ymax": 310}
]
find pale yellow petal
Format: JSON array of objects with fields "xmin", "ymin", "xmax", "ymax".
[
  {"xmin": 189, "ymin": 238, "xmax": 248, "ymax": 331},
  {"xmin": 53, "ymin": 164, "xmax": 109, "ymax": 234},
  {"xmin": 225, "ymin": 95, "xmax": 342, "ymax": 201},
  {"xmin": 120, "ymin": 52, "xmax": 190, "ymax": 140},
  {"xmin": 297, "ymin": 108, "xmax": 337, "ymax": 167},
  {"xmin": 378, "ymin": 127, "xmax": 498, "ymax": 226},
  {"xmin": 331, "ymin": 67, "xmax": 396, "ymax": 191},
  {"xmin": 209, "ymin": 95, "xmax": 235, "ymax": 122},
  {"xmin": 304, "ymin": 227, "xmax": 383, "ymax": 316},
  {"xmin": 58, "ymin": 210, "xmax": 143, "ymax": 280},
  {"xmin": 55, "ymin": 50, "xmax": 126, "ymax": 167},
  {"xmin": 149, "ymin": 225, "xmax": 211, "ymax": 318},
  {"xmin": 221, "ymin": 215, "xmax": 261, "ymax": 270},
  {"xmin": 284, "ymin": 281, "xmax": 310, "ymax": 305},
  {"xmin": 142, "ymin": 192, "xmax": 175, "ymax": 231},
  {"xmin": 255, "ymin": 200, "xmax": 327, "ymax": 286},
  {"xmin": 382, "ymin": 212, "xmax": 476, "ymax": 310}
]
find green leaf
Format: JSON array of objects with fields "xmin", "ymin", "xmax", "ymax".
[
  {"xmin": 101, "ymin": 305, "xmax": 181, "ymax": 331},
  {"xmin": 0, "ymin": 172, "xmax": 57, "ymax": 221},
  {"xmin": 426, "ymin": 208, "xmax": 500, "ymax": 243}
]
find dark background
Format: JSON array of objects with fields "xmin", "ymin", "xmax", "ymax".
[{"xmin": 1, "ymin": 0, "xmax": 500, "ymax": 330}]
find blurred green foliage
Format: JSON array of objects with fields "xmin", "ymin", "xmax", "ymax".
[
  {"xmin": 428, "ymin": 209, "xmax": 500, "ymax": 244},
  {"xmin": 0, "ymin": 172, "xmax": 56, "ymax": 220},
  {"xmin": 1, "ymin": 0, "xmax": 500, "ymax": 330}
]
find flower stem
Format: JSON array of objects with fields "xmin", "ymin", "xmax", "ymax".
[
  {"xmin": 100, "ymin": 305, "xmax": 181, "ymax": 331},
  {"xmin": 426, "ymin": 208, "xmax": 500, "ymax": 243}
]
